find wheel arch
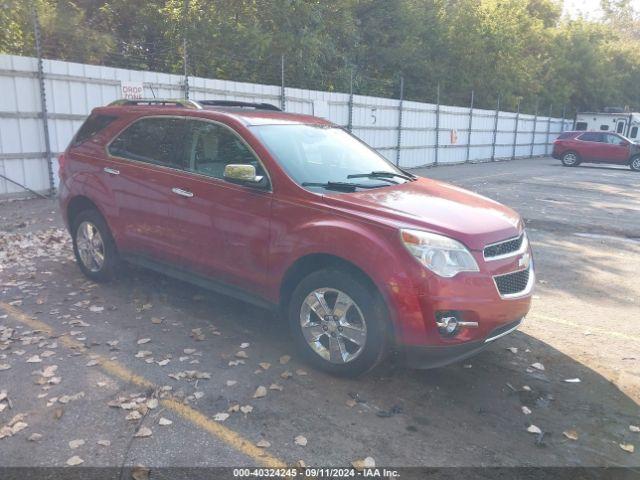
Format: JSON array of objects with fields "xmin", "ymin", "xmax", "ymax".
[{"xmin": 66, "ymin": 195, "xmax": 104, "ymax": 230}]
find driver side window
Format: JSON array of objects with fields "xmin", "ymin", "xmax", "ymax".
[{"xmin": 184, "ymin": 120, "xmax": 264, "ymax": 180}]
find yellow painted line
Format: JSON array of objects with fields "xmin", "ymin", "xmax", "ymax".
[
  {"xmin": 0, "ymin": 301, "xmax": 286, "ymax": 468},
  {"xmin": 530, "ymin": 313, "xmax": 640, "ymax": 343}
]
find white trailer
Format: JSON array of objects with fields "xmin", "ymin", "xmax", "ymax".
[{"xmin": 574, "ymin": 111, "xmax": 640, "ymax": 140}]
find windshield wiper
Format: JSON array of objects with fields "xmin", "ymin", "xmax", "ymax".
[
  {"xmin": 301, "ymin": 181, "xmax": 388, "ymax": 192},
  {"xmin": 347, "ymin": 170, "xmax": 415, "ymax": 182}
]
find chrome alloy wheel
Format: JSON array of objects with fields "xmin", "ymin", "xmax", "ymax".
[
  {"xmin": 76, "ymin": 221, "xmax": 105, "ymax": 272},
  {"xmin": 632, "ymin": 157, "xmax": 640, "ymax": 171},
  {"xmin": 299, "ymin": 288, "xmax": 367, "ymax": 364},
  {"xmin": 563, "ymin": 152, "xmax": 577, "ymax": 165}
]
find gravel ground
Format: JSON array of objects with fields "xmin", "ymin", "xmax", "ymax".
[{"xmin": 0, "ymin": 157, "xmax": 639, "ymax": 472}]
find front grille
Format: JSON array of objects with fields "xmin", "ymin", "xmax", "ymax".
[
  {"xmin": 494, "ymin": 267, "xmax": 530, "ymax": 296},
  {"xmin": 484, "ymin": 234, "xmax": 524, "ymax": 259}
]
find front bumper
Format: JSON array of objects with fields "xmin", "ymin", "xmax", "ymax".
[{"xmin": 401, "ymin": 317, "xmax": 523, "ymax": 369}]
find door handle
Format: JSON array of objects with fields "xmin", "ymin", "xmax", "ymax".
[
  {"xmin": 172, "ymin": 187, "xmax": 194, "ymax": 198},
  {"xmin": 103, "ymin": 167, "xmax": 120, "ymax": 175}
]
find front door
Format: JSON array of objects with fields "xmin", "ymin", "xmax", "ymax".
[
  {"xmin": 168, "ymin": 118, "xmax": 273, "ymax": 297},
  {"xmin": 600, "ymin": 133, "xmax": 630, "ymax": 164}
]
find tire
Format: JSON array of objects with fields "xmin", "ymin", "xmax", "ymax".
[
  {"xmin": 71, "ymin": 209, "xmax": 119, "ymax": 282},
  {"xmin": 630, "ymin": 156, "xmax": 640, "ymax": 172},
  {"xmin": 561, "ymin": 151, "xmax": 580, "ymax": 167},
  {"xmin": 288, "ymin": 268, "xmax": 388, "ymax": 377}
]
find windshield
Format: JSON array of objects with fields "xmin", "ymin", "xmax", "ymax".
[{"xmin": 250, "ymin": 124, "xmax": 410, "ymax": 191}]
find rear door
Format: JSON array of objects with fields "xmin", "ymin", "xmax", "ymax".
[
  {"xmin": 106, "ymin": 116, "xmax": 188, "ymax": 260},
  {"xmin": 576, "ymin": 132, "xmax": 602, "ymax": 162},
  {"xmin": 601, "ymin": 133, "xmax": 631, "ymax": 164}
]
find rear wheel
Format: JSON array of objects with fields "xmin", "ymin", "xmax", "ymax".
[
  {"xmin": 288, "ymin": 269, "xmax": 388, "ymax": 377},
  {"xmin": 71, "ymin": 209, "xmax": 119, "ymax": 282},
  {"xmin": 561, "ymin": 151, "xmax": 580, "ymax": 167},
  {"xmin": 630, "ymin": 156, "xmax": 640, "ymax": 172}
]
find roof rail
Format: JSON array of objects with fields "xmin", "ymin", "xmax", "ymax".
[
  {"xmin": 108, "ymin": 99, "xmax": 203, "ymax": 109},
  {"xmin": 197, "ymin": 100, "xmax": 282, "ymax": 111}
]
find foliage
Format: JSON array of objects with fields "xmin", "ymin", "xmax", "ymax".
[{"xmin": 1, "ymin": 0, "xmax": 639, "ymax": 114}]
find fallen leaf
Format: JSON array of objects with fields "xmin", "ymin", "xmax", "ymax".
[
  {"xmin": 126, "ymin": 411, "xmax": 142, "ymax": 421},
  {"xmin": 295, "ymin": 369, "xmax": 307, "ymax": 376},
  {"xmin": 630, "ymin": 425, "xmax": 640, "ymax": 433},
  {"xmin": 279, "ymin": 355, "xmax": 291, "ymax": 365},
  {"xmin": 97, "ymin": 439, "xmax": 111, "ymax": 446},
  {"xmin": 131, "ymin": 465, "xmax": 150, "ymax": 480},
  {"xmin": 253, "ymin": 386, "xmax": 267, "ymax": 398},
  {"xmin": 146, "ymin": 398, "xmax": 159, "ymax": 409},
  {"xmin": 226, "ymin": 380, "xmax": 237, "ymax": 387},
  {"xmin": 69, "ymin": 439, "xmax": 85, "ymax": 449},
  {"xmin": 240, "ymin": 343, "xmax": 250, "ymax": 349},
  {"xmin": 346, "ymin": 399, "xmax": 357, "ymax": 408},
  {"xmin": 563, "ymin": 430, "xmax": 578, "ymax": 441},
  {"xmin": 352, "ymin": 457, "xmax": 375, "ymax": 470},
  {"xmin": 89, "ymin": 305, "xmax": 104, "ymax": 313},
  {"xmin": 235, "ymin": 351, "xmax": 248, "ymax": 359},
  {"xmin": 256, "ymin": 439, "xmax": 271, "ymax": 448},
  {"xmin": 28, "ymin": 433, "xmax": 43, "ymax": 442},
  {"xmin": 507, "ymin": 347, "xmax": 518, "ymax": 354},
  {"xmin": 620, "ymin": 443, "xmax": 635, "ymax": 453},
  {"xmin": 530, "ymin": 363, "xmax": 545, "ymax": 371},
  {"xmin": 527, "ymin": 425, "xmax": 542, "ymax": 435},
  {"xmin": 521, "ymin": 406, "xmax": 532, "ymax": 415},
  {"xmin": 134, "ymin": 427, "xmax": 152, "ymax": 438},
  {"xmin": 259, "ymin": 362, "xmax": 271, "ymax": 370},
  {"xmin": 151, "ymin": 317, "xmax": 163, "ymax": 324},
  {"xmin": 269, "ymin": 383, "xmax": 283, "ymax": 391},
  {"xmin": 213, "ymin": 412, "xmax": 229, "ymax": 422},
  {"xmin": 240, "ymin": 405, "xmax": 253, "ymax": 414},
  {"xmin": 137, "ymin": 338, "xmax": 151, "ymax": 345},
  {"xmin": 26, "ymin": 355, "xmax": 42, "ymax": 363},
  {"xmin": 281, "ymin": 371, "xmax": 293, "ymax": 379},
  {"xmin": 564, "ymin": 378, "xmax": 581, "ymax": 383},
  {"xmin": 158, "ymin": 418, "xmax": 172, "ymax": 426},
  {"xmin": 66, "ymin": 456, "xmax": 84, "ymax": 466},
  {"xmin": 294, "ymin": 435, "xmax": 308, "ymax": 446}
]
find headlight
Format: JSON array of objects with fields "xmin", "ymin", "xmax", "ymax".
[{"xmin": 400, "ymin": 229, "xmax": 479, "ymax": 278}]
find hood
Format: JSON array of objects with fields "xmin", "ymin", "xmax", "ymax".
[{"xmin": 323, "ymin": 178, "xmax": 523, "ymax": 251}]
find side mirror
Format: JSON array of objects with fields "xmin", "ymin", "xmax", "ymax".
[{"xmin": 223, "ymin": 164, "xmax": 267, "ymax": 188}]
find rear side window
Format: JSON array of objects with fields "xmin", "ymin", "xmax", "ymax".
[
  {"xmin": 108, "ymin": 117, "xmax": 186, "ymax": 169},
  {"xmin": 72, "ymin": 114, "xmax": 117, "ymax": 146},
  {"xmin": 631, "ymin": 127, "xmax": 638, "ymax": 139},
  {"xmin": 578, "ymin": 132, "xmax": 603, "ymax": 142},
  {"xmin": 575, "ymin": 122, "xmax": 588, "ymax": 131}
]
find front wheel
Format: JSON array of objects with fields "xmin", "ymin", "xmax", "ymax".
[
  {"xmin": 630, "ymin": 156, "xmax": 640, "ymax": 172},
  {"xmin": 561, "ymin": 151, "xmax": 580, "ymax": 167},
  {"xmin": 288, "ymin": 269, "xmax": 388, "ymax": 377}
]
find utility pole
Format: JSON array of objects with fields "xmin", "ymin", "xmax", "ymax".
[
  {"xmin": 31, "ymin": 1, "xmax": 54, "ymax": 196},
  {"xmin": 280, "ymin": 54, "xmax": 286, "ymax": 111}
]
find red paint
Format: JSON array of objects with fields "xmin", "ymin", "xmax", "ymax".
[
  {"xmin": 59, "ymin": 104, "xmax": 533, "ymax": 355},
  {"xmin": 553, "ymin": 131, "xmax": 639, "ymax": 165}
]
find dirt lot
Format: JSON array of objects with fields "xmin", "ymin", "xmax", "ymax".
[{"xmin": 0, "ymin": 157, "xmax": 639, "ymax": 472}]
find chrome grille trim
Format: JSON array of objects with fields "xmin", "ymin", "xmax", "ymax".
[
  {"xmin": 484, "ymin": 232, "xmax": 528, "ymax": 261},
  {"xmin": 493, "ymin": 264, "xmax": 535, "ymax": 299}
]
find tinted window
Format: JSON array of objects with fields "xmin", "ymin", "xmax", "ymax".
[
  {"xmin": 109, "ymin": 117, "xmax": 185, "ymax": 168},
  {"xmin": 600, "ymin": 124, "xmax": 609, "ymax": 131},
  {"xmin": 631, "ymin": 127, "xmax": 638, "ymax": 139},
  {"xmin": 73, "ymin": 114, "xmax": 117, "ymax": 146},
  {"xmin": 604, "ymin": 134, "xmax": 624, "ymax": 145},
  {"xmin": 184, "ymin": 120, "xmax": 264, "ymax": 180},
  {"xmin": 575, "ymin": 122, "xmax": 588, "ymax": 131},
  {"xmin": 616, "ymin": 122, "xmax": 625, "ymax": 134},
  {"xmin": 579, "ymin": 132, "xmax": 603, "ymax": 142}
]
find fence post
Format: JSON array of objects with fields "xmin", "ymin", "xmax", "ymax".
[
  {"xmin": 560, "ymin": 105, "xmax": 566, "ymax": 133},
  {"xmin": 395, "ymin": 76, "xmax": 404, "ymax": 166},
  {"xmin": 491, "ymin": 94, "xmax": 500, "ymax": 161},
  {"xmin": 280, "ymin": 54, "xmax": 286, "ymax": 111},
  {"xmin": 31, "ymin": 2, "xmax": 54, "ymax": 196},
  {"xmin": 545, "ymin": 104, "xmax": 552, "ymax": 155},
  {"xmin": 347, "ymin": 69, "xmax": 354, "ymax": 132},
  {"xmin": 465, "ymin": 90, "xmax": 474, "ymax": 163},
  {"xmin": 435, "ymin": 83, "xmax": 440, "ymax": 166},
  {"xmin": 529, "ymin": 100, "xmax": 538, "ymax": 158},
  {"xmin": 512, "ymin": 102, "xmax": 520, "ymax": 160},
  {"xmin": 182, "ymin": 0, "xmax": 189, "ymax": 99}
]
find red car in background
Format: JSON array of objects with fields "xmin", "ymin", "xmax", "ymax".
[
  {"xmin": 552, "ymin": 131, "xmax": 640, "ymax": 171},
  {"xmin": 58, "ymin": 99, "xmax": 534, "ymax": 376}
]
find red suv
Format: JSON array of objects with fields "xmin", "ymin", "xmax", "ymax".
[
  {"xmin": 58, "ymin": 99, "xmax": 534, "ymax": 376},
  {"xmin": 553, "ymin": 131, "xmax": 640, "ymax": 171}
]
